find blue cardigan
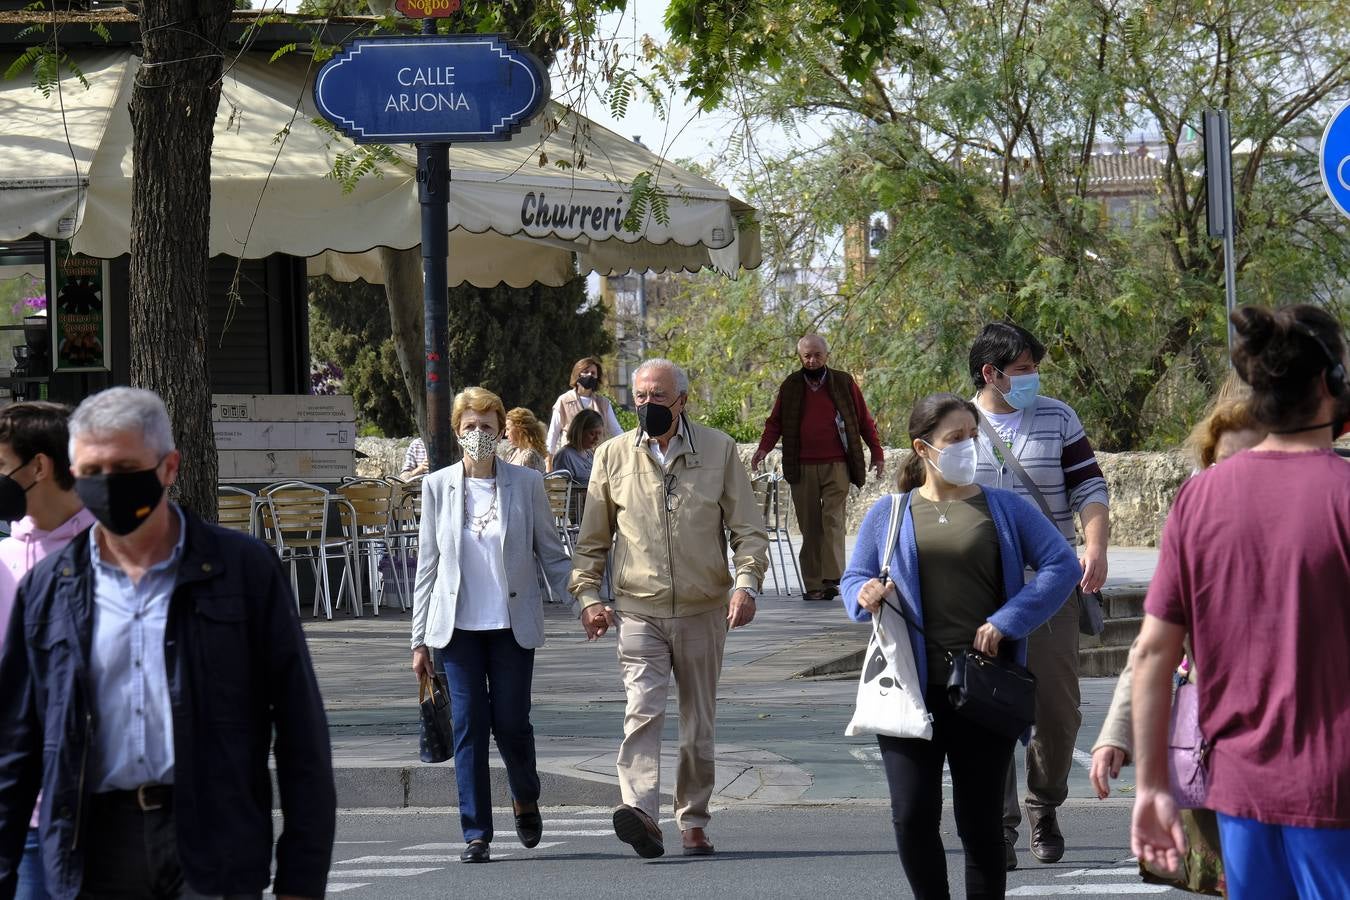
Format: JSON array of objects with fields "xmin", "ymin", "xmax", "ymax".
[{"xmin": 841, "ymin": 488, "xmax": 1081, "ymax": 689}]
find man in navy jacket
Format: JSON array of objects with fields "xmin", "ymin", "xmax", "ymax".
[{"xmin": 0, "ymin": 387, "xmax": 335, "ymax": 899}]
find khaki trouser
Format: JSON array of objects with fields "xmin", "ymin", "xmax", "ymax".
[
  {"xmin": 1004, "ymin": 589, "xmax": 1082, "ymax": 834},
  {"xmin": 615, "ymin": 605, "xmax": 728, "ymax": 830},
  {"xmin": 789, "ymin": 461, "xmax": 851, "ymax": 592}
]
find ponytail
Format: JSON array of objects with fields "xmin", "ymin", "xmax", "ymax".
[{"xmin": 897, "ymin": 451, "xmax": 926, "ymax": 492}]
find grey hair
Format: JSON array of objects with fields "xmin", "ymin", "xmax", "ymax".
[
  {"xmin": 797, "ymin": 333, "xmax": 829, "ymax": 353},
  {"xmin": 69, "ymin": 387, "xmax": 176, "ymax": 459},
  {"xmin": 633, "ymin": 358, "xmax": 689, "ymax": 396}
]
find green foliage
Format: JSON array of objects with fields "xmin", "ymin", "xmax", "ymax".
[
  {"xmin": 310, "ymin": 276, "xmax": 418, "ymax": 436},
  {"xmin": 615, "ymin": 407, "xmax": 637, "ymax": 432},
  {"xmin": 698, "ymin": 400, "xmax": 762, "ymax": 443},
  {"xmin": 444, "ymin": 278, "xmax": 613, "ymax": 419},
  {"xmin": 662, "ymin": 0, "xmax": 1350, "ymax": 451}
]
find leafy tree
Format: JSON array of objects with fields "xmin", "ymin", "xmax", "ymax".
[
  {"xmin": 309, "ymin": 275, "xmax": 611, "ymax": 435},
  {"xmin": 661, "ymin": 0, "xmax": 1350, "ymax": 450}
]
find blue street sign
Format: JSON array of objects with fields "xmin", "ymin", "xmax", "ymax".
[
  {"xmin": 314, "ymin": 35, "xmax": 549, "ymax": 144},
  {"xmin": 1320, "ymin": 99, "xmax": 1350, "ymax": 220}
]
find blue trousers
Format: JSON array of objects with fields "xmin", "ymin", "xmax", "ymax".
[
  {"xmin": 440, "ymin": 628, "xmax": 539, "ymax": 844},
  {"xmin": 16, "ymin": 827, "xmax": 47, "ymax": 900},
  {"xmin": 1218, "ymin": 813, "xmax": 1350, "ymax": 899}
]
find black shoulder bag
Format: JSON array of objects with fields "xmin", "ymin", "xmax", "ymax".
[
  {"xmin": 975, "ymin": 414, "xmax": 1105, "ymax": 637},
  {"xmin": 879, "ymin": 492, "xmax": 1037, "ymax": 741}
]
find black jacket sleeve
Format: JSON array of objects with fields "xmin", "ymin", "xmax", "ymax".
[{"xmin": 0, "ymin": 578, "xmax": 44, "ymax": 898}]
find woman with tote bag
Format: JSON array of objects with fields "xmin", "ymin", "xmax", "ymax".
[{"xmin": 841, "ymin": 393, "xmax": 1079, "ymax": 899}]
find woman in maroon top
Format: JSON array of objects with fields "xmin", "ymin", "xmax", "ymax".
[{"xmin": 1131, "ymin": 304, "xmax": 1350, "ymax": 899}]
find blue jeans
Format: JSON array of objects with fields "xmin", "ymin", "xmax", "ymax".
[
  {"xmin": 15, "ymin": 827, "xmax": 47, "ymax": 900},
  {"xmin": 440, "ymin": 628, "xmax": 539, "ymax": 844},
  {"xmin": 1218, "ymin": 813, "xmax": 1350, "ymax": 899}
]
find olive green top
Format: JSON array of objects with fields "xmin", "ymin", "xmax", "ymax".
[{"xmin": 910, "ymin": 490, "xmax": 1003, "ymax": 684}]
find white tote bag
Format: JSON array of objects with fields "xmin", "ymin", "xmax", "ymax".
[{"xmin": 845, "ymin": 494, "xmax": 932, "ymax": 740}]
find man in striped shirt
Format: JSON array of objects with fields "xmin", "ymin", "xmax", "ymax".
[{"xmin": 968, "ymin": 322, "xmax": 1111, "ymax": 871}]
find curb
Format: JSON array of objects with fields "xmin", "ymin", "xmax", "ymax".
[{"xmin": 277, "ymin": 763, "xmax": 625, "ymax": 809}]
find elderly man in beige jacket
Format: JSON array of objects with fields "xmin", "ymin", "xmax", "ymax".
[{"xmin": 570, "ymin": 358, "xmax": 768, "ymax": 860}]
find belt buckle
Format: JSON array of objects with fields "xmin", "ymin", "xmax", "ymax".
[{"xmin": 136, "ymin": 784, "xmax": 163, "ymax": 812}]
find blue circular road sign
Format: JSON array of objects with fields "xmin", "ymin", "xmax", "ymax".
[{"xmin": 1320, "ymin": 99, "xmax": 1350, "ymax": 220}]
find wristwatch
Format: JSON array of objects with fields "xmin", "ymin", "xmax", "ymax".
[{"xmin": 741, "ymin": 586, "xmax": 759, "ymax": 601}]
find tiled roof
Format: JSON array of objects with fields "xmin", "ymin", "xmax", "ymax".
[{"xmin": 1087, "ymin": 152, "xmax": 1167, "ymax": 186}]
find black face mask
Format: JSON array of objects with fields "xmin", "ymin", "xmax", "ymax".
[
  {"xmin": 0, "ymin": 459, "xmax": 36, "ymax": 523},
  {"xmin": 801, "ymin": 366, "xmax": 826, "ymax": 382},
  {"xmin": 74, "ymin": 464, "xmax": 165, "ymax": 536},
  {"xmin": 636, "ymin": 401, "xmax": 676, "ymax": 438},
  {"xmin": 576, "ymin": 374, "xmax": 599, "ymax": 391}
]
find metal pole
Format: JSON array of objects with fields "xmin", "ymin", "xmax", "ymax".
[
  {"xmin": 1219, "ymin": 112, "xmax": 1238, "ymax": 358},
  {"xmin": 417, "ymin": 17, "xmax": 452, "ymax": 470},
  {"xmin": 635, "ymin": 268, "xmax": 648, "ymax": 355}
]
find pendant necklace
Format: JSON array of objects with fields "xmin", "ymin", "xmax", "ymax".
[{"xmin": 936, "ymin": 500, "xmax": 955, "ymax": 525}]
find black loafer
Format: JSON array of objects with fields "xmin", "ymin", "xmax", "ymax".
[
  {"xmin": 460, "ymin": 839, "xmax": 490, "ymax": 863},
  {"xmin": 514, "ymin": 802, "xmax": 543, "ymax": 849},
  {"xmin": 1004, "ymin": 837, "xmax": 1018, "ymax": 871}
]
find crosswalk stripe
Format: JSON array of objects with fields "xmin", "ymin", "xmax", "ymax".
[
  {"xmin": 338, "ymin": 855, "xmax": 459, "ymax": 864},
  {"xmin": 1056, "ymin": 867, "xmax": 1141, "ymax": 878},
  {"xmin": 1071, "ymin": 748, "xmax": 1096, "ymax": 771},
  {"xmin": 1006, "ymin": 886, "xmax": 1173, "ymax": 896},
  {"xmin": 401, "ymin": 841, "xmax": 565, "ymax": 851},
  {"xmin": 332, "ymin": 868, "xmax": 442, "ymax": 877},
  {"xmin": 326, "ymin": 883, "xmax": 371, "ymax": 893}
]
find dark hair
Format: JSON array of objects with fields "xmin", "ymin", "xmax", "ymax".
[
  {"xmin": 0, "ymin": 401, "xmax": 75, "ymax": 490},
  {"xmin": 897, "ymin": 393, "xmax": 980, "ymax": 492},
  {"xmin": 570, "ymin": 357, "xmax": 605, "ymax": 388},
  {"xmin": 968, "ymin": 322, "xmax": 1046, "ymax": 389},
  {"xmin": 566, "ymin": 408, "xmax": 604, "ymax": 448},
  {"xmin": 1230, "ymin": 304, "xmax": 1346, "ymax": 431}
]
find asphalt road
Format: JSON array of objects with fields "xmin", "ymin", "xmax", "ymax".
[{"xmin": 321, "ymin": 803, "xmax": 1186, "ymax": 898}]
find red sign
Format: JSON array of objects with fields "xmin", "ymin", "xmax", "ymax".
[{"xmin": 395, "ymin": 0, "xmax": 460, "ymax": 17}]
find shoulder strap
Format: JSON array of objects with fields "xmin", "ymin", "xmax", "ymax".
[
  {"xmin": 976, "ymin": 412, "xmax": 1057, "ymax": 523},
  {"xmin": 878, "ymin": 491, "xmax": 910, "ymax": 585}
]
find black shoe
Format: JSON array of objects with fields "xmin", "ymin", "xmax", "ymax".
[
  {"xmin": 612, "ymin": 804, "xmax": 665, "ymax": 859},
  {"xmin": 514, "ymin": 801, "xmax": 543, "ymax": 849},
  {"xmin": 1030, "ymin": 810, "xmax": 1065, "ymax": 863},
  {"xmin": 822, "ymin": 580, "xmax": 840, "ymax": 600},
  {"xmin": 1004, "ymin": 837, "xmax": 1018, "ymax": 871},
  {"xmin": 460, "ymin": 839, "xmax": 490, "ymax": 863}
]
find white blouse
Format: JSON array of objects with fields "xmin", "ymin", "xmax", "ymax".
[{"xmin": 454, "ymin": 477, "xmax": 510, "ymax": 631}]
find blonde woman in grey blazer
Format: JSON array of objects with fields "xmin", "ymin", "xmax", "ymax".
[{"xmin": 411, "ymin": 387, "xmax": 572, "ymax": 865}]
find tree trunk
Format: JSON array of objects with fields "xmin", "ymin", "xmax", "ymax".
[
  {"xmin": 378, "ymin": 246, "xmax": 427, "ymax": 443},
  {"xmin": 127, "ymin": 0, "xmax": 233, "ymax": 521}
]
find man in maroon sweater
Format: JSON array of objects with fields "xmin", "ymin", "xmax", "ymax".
[{"xmin": 752, "ymin": 335, "xmax": 884, "ymax": 600}]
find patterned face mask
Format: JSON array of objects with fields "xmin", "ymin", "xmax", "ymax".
[{"xmin": 459, "ymin": 429, "xmax": 499, "ymax": 462}]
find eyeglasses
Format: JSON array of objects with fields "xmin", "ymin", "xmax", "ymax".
[{"xmin": 663, "ymin": 472, "xmax": 681, "ymax": 512}]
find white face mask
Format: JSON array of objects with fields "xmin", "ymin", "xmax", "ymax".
[
  {"xmin": 459, "ymin": 429, "xmax": 499, "ymax": 463},
  {"xmin": 922, "ymin": 437, "xmax": 979, "ymax": 486}
]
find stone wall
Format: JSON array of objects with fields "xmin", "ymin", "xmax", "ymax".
[{"xmin": 359, "ymin": 437, "xmax": 1192, "ymax": 547}]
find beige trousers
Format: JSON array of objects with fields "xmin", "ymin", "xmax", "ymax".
[
  {"xmin": 614, "ymin": 605, "xmax": 728, "ymax": 830},
  {"xmin": 1004, "ymin": 589, "xmax": 1082, "ymax": 833},
  {"xmin": 789, "ymin": 461, "xmax": 851, "ymax": 592}
]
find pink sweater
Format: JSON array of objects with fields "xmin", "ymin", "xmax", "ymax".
[{"xmin": 0, "ymin": 507, "xmax": 97, "ymax": 828}]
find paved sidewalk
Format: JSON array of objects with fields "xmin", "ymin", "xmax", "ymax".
[{"xmin": 307, "ymin": 547, "xmax": 1159, "ymax": 809}]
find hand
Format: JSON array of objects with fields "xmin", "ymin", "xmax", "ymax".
[
  {"xmin": 412, "ymin": 645, "xmax": 434, "ymax": 681},
  {"xmin": 1080, "ymin": 544, "xmax": 1107, "ymax": 593},
  {"xmin": 1090, "ymin": 746, "xmax": 1126, "ymax": 799},
  {"xmin": 869, "ymin": 454, "xmax": 884, "ymax": 479},
  {"xmin": 973, "ymin": 622, "xmax": 1003, "ymax": 656},
  {"xmin": 1131, "ymin": 786, "xmax": 1187, "ymax": 875},
  {"xmin": 856, "ymin": 578, "xmax": 896, "ymax": 615},
  {"xmin": 750, "ymin": 450, "xmax": 766, "ymax": 471},
  {"xmin": 727, "ymin": 589, "xmax": 757, "ymax": 628},
  {"xmin": 581, "ymin": 603, "xmax": 617, "ymax": 640}
]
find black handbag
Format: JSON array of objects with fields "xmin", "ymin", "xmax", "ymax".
[
  {"xmin": 418, "ymin": 671, "xmax": 454, "ymax": 764},
  {"xmin": 945, "ymin": 648, "xmax": 1037, "ymax": 740}
]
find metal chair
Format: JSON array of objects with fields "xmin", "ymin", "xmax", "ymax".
[
  {"xmin": 752, "ymin": 472, "xmax": 802, "ymax": 596},
  {"xmin": 382, "ymin": 474, "xmax": 424, "ymax": 610},
  {"xmin": 336, "ymin": 478, "xmax": 396, "ymax": 617},
  {"xmin": 543, "ymin": 471, "xmax": 575, "ymax": 555},
  {"xmin": 256, "ymin": 481, "xmax": 356, "ymax": 620},
  {"xmin": 217, "ymin": 485, "xmax": 257, "ymax": 535}
]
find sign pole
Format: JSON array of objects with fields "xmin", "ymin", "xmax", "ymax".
[
  {"xmin": 417, "ymin": 19, "xmax": 453, "ymax": 471},
  {"xmin": 1203, "ymin": 109, "xmax": 1237, "ymax": 360}
]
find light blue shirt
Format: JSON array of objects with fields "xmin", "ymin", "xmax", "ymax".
[{"xmin": 88, "ymin": 505, "xmax": 186, "ymax": 792}]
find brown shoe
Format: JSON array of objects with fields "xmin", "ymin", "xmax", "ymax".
[
  {"xmin": 681, "ymin": 826, "xmax": 715, "ymax": 856},
  {"xmin": 1029, "ymin": 808, "xmax": 1065, "ymax": 863},
  {"xmin": 613, "ymin": 804, "xmax": 665, "ymax": 859}
]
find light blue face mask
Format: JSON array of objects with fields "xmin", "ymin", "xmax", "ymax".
[{"xmin": 996, "ymin": 370, "xmax": 1040, "ymax": 410}]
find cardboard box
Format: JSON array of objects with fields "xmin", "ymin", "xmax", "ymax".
[
  {"xmin": 211, "ymin": 394, "xmax": 356, "ymax": 423},
  {"xmin": 213, "ymin": 421, "xmax": 356, "ymax": 451},
  {"xmin": 219, "ymin": 450, "xmax": 355, "ymax": 481}
]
